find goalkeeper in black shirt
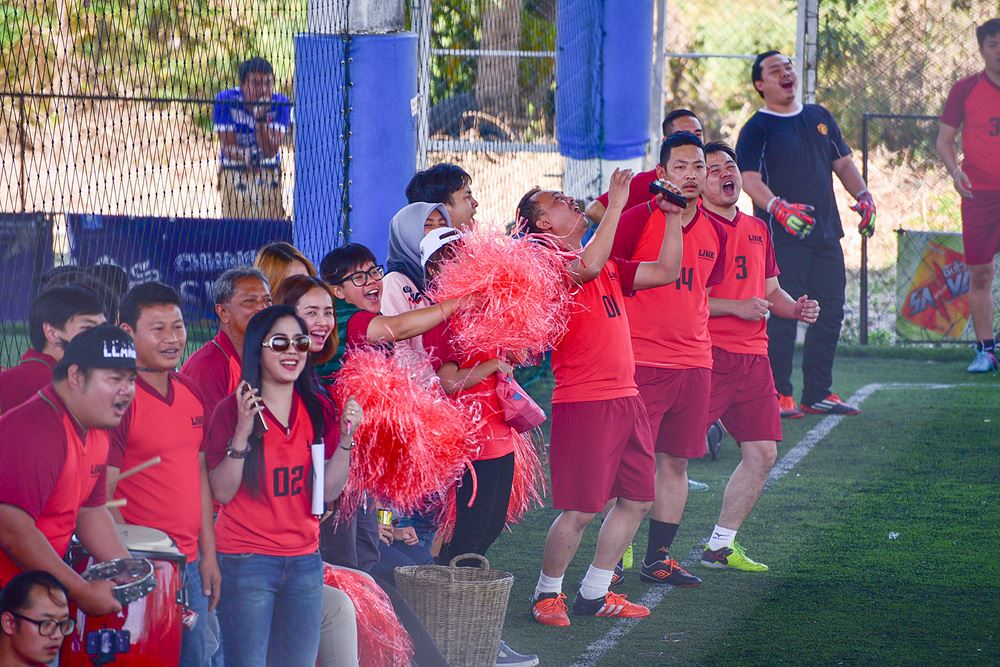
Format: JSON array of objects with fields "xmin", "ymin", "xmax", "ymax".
[{"xmin": 736, "ymin": 50, "xmax": 876, "ymax": 418}]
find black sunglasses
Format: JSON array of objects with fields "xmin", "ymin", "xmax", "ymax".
[
  {"xmin": 336, "ymin": 265, "xmax": 384, "ymax": 287},
  {"xmin": 262, "ymin": 334, "xmax": 312, "ymax": 353},
  {"xmin": 8, "ymin": 611, "xmax": 75, "ymax": 637}
]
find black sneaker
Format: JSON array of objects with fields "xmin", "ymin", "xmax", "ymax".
[
  {"xmin": 706, "ymin": 419, "xmax": 726, "ymax": 460},
  {"xmin": 800, "ymin": 393, "xmax": 860, "ymax": 416},
  {"xmin": 639, "ymin": 558, "xmax": 702, "ymax": 586},
  {"xmin": 610, "ymin": 560, "xmax": 625, "ymax": 587}
]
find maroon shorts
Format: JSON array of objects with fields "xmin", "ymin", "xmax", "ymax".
[
  {"xmin": 549, "ymin": 395, "xmax": 655, "ymax": 512},
  {"xmin": 707, "ymin": 347, "xmax": 782, "ymax": 444},
  {"xmin": 961, "ymin": 190, "xmax": 1000, "ymax": 265},
  {"xmin": 635, "ymin": 365, "xmax": 711, "ymax": 458}
]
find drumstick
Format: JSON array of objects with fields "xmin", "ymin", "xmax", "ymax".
[
  {"xmin": 117, "ymin": 456, "xmax": 162, "ymax": 482},
  {"xmin": 105, "ymin": 498, "xmax": 127, "ymax": 509}
]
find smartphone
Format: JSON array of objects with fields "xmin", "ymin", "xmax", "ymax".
[
  {"xmin": 648, "ymin": 179, "xmax": 688, "ymax": 209},
  {"xmin": 240, "ymin": 382, "xmax": 269, "ymax": 432}
]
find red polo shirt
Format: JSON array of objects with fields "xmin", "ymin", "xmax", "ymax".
[
  {"xmin": 181, "ymin": 331, "xmax": 242, "ymax": 414},
  {"xmin": 205, "ymin": 393, "xmax": 339, "ymax": 556},
  {"xmin": 109, "ymin": 373, "xmax": 206, "ymax": 562},
  {"xmin": 0, "ymin": 385, "xmax": 109, "ymax": 586},
  {"xmin": 0, "ymin": 350, "xmax": 58, "ymax": 414},
  {"xmin": 706, "ymin": 208, "xmax": 780, "ymax": 356},
  {"xmin": 612, "ymin": 202, "xmax": 727, "ymax": 370},
  {"xmin": 941, "ymin": 72, "xmax": 1000, "ymax": 191},
  {"xmin": 551, "ymin": 259, "xmax": 640, "ymax": 404},
  {"xmin": 422, "ymin": 321, "xmax": 515, "ymax": 461}
]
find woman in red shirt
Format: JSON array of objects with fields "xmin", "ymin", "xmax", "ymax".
[{"xmin": 206, "ymin": 305, "xmax": 360, "ymax": 667}]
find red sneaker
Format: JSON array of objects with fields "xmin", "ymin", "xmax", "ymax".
[
  {"xmin": 572, "ymin": 591, "xmax": 650, "ymax": 618},
  {"xmin": 778, "ymin": 394, "xmax": 805, "ymax": 419},
  {"xmin": 800, "ymin": 393, "xmax": 860, "ymax": 415},
  {"xmin": 531, "ymin": 593, "xmax": 570, "ymax": 627}
]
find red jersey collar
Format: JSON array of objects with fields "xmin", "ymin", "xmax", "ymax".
[
  {"xmin": 681, "ymin": 206, "xmax": 707, "ymax": 235},
  {"xmin": 979, "ymin": 70, "xmax": 1000, "ymax": 94},
  {"xmin": 703, "ymin": 206, "xmax": 743, "ymax": 227},
  {"xmin": 21, "ymin": 348, "xmax": 57, "ymax": 368},
  {"xmin": 136, "ymin": 372, "xmax": 176, "ymax": 405},
  {"xmin": 213, "ymin": 331, "xmax": 240, "ymax": 359},
  {"xmin": 261, "ymin": 391, "xmax": 303, "ymax": 433},
  {"xmin": 38, "ymin": 384, "xmax": 87, "ymax": 440}
]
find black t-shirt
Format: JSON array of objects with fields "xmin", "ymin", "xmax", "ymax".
[{"xmin": 736, "ymin": 104, "xmax": 851, "ymax": 242}]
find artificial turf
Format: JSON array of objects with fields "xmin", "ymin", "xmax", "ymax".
[{"xmin": 486, "ymin": 352, "xmax": 999, "ymax": 666}]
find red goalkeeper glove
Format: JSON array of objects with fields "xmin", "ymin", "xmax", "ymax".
[
  {"xmin": 767, "ymin": 197, "xmax": 815, "ymax": 239},
  {"xmin": 851, "ymin": 190, "xmax": 876, "ymax": 238}
]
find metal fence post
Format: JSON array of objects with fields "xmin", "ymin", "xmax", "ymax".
[
  {"xmin": 414, "ymin": 0, "xmax": 431, "ymax": 170},
  {"xmin": 648, "ymin": 0, "xmax": 667, "ymax": 170},
  {"xmin": 18, "ymin": 94, "xmax": 26, "ymax": 213},
  {"xmin": 860, "ymin": 112, "xmax": 870, "ymax": 345}
]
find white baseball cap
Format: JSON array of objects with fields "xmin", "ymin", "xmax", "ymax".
[{"xmin": 420, "ymin": 227, "xmax": 463, "ymax": 268}]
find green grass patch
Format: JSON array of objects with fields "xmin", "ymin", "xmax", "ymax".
[{"xmin": 488, "ymin": 355, "xmax": 999, "ymax": 665}]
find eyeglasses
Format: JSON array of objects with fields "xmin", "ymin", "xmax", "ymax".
[
  {"xmin": 8, "ymin": 611, "xmax": 75, "ymax": 637},
  {"xmin": 336, "ymin": 265, "xmax": 384, "ymax": 287},
  {"xmin": 261, "ymin": 334, "xmax": 312, "ymax": 353}
]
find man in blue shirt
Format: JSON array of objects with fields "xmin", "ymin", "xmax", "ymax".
[
  {"xmin": 736, "ymin": 50, "xmax": 877, "ymax": 418},
  {"xmin": 213, "ymin": 57, "xmax": 291, "ymax": 220}
]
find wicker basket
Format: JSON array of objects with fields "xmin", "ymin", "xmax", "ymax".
[{"xmin": 394, "ymin": 554, "xmax": 514, "ymax": 667}]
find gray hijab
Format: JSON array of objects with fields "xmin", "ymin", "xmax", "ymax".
[{"xmin": 386, "ymin": 202, "xmax": 451, "ymax": 291}]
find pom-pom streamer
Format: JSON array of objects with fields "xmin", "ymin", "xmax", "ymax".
[
  {"xmin": 333, "ymin": 347, "xmax": 481, "ymax": 516},
  {"xmin": 323, "ymin": 564, "xmax": 413, "ymax": 667},
  {"xmin": 427, "ymin": 225, "xmax": 577, "ymax": 357}
]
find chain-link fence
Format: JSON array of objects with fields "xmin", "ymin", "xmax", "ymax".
[
  {"xmin": 816, "ymin": 0, "xmax": 998, "ymax": 344},
  {"xmin": 1, "ymin": 0, "xmax": 351, "ymax": 366}
]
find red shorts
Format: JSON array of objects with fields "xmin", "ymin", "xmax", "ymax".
[
  {"xmin": 549, "ymin": 396, "xmax": 655, "ymax": 512},
  {"xmin": 961, "ymin": 190, "xmax": 1000, "ymax": 265},
  {"xmin": 635, "ymin": 365, "xmax": 711, "ymax": 458},
  {"xmin": 707, "ymin": 347, "xmax": 782, "ymax": 444}
]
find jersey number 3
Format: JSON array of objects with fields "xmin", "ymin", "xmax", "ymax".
[{"xmin": 735, "ymin": 255, "xmax": 747, "ymax": 280}]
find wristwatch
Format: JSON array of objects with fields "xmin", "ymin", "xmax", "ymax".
[{"xmin": 225, "ymin": 439, "xmax": 251, "ymax": 459}]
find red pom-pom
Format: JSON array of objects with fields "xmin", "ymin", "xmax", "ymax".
[
  {"xmin": 426, "ymin": 225, "xmax": 576, "ymax": 357},
  {"xmin": 333, "ymin": 347, "xmax": 480, "ymax": 516},
  {"xmin": 324, "ymin": 564, "xmax": 413, "ymax": 667},
  {"xmin": 435, "ymin": 430, "xmax": 546, "ymax": 541}
]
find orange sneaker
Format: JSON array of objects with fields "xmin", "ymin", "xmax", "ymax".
[
  {"xmin": 778, "ymin": 394, "xmax": 804, "ymax": 419},
  {"xmin": 531, "ymin": 592, "xmax": 570, "ymax": 627},
  {"xmin": 572, "ymin": 591, "xmax": 650, "ymax": 618}
]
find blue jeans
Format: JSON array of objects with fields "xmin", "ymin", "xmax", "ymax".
[
  {"xmin": 180, "ymin": 557, "xmax": 215, "ymax": 667},
  {"xmin": 217, "ymin": 552, "xmax": 323, "ymax": 667}
]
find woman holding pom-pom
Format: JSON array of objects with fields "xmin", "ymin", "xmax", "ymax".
[{"xmin": 204, "ymin": 305, "xmax": 362, "ymax": 667}]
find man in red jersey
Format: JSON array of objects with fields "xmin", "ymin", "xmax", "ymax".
[
  {"xmin": 608, "ymin": 131, "xmax": 726, "ymax": 589},
  {"xmin": 109, "ymin": 282, "xmax": 220, "ymax": 667},
  {"xmin": 585, "ymin": 109, "xmax": 705, "ymax": 225},
  {"xmin": 181, "ymin": 266, "xmax": 271, "ymax": 413},
  {"xmin": 0, "ymin": 326, "xmax": 135, "ymax": 616},
  {"xmin": 699, "ymin": 142, "xmax": 818, "ymax": 571},
  {"xmin": 0, "ymin": 285, "xmax": 106, "ymax": 414},
  {"xmin": 936, "ymin": 18, "xmax": 1000, "ymax": 373},
  {"xmin": 517, "ymin": 169, "xmax": 683, "ymax": 626}
]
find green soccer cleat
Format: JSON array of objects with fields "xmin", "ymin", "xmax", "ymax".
[{"xmin": 700, "ymin": 541, "xmax": 769, "ymax": 572}]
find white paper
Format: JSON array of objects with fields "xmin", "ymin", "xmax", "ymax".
[{"xmin": 311, "ymin": 443, "xmax": 325, "ymax": 518}]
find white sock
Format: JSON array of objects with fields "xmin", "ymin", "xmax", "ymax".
[
  {"xmin": 707, "ymin": 525, "xmax": 737, "ymax": 551},
  {"xmin": 534, "ymin": 571, "xmax": 563, "ymax": 599},
  {"xmin": 578, "ymin": 565, "xmax": 614, "ymax": 601}
]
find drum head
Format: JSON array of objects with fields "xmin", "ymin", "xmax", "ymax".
[{"xmin": 116, "ymin": 524, "xmax": 181, "ymax": 556}]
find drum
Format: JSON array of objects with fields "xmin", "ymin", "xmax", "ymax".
[{"xmin": 61, "ymin": 524, "xmax": 186, "ymax": 667}]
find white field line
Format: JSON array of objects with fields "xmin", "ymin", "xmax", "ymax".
[{"xmin": 569, "ymin": 381, "xmax": 981, "ymax": 667}]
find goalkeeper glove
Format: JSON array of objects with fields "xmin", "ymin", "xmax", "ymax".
[
  {"xmin": 767, "ymin": 197, "xmax": 815, "ymax": 239},
  {"xmin": 851, "ymin": 190, "xmax": 876, "ymax": 238}
]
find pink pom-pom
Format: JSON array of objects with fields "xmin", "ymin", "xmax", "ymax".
[
  {"xmin": 435, "ymin": 430, "xmax": 546, "ymax": 541},
  {"xmin": 426, "ymin": 225, "xmax": 576, "ymax": 357},
  {"xmin": 332, "ymin": 346, "xmax": 480, "ymax": 516},
  {"xmin": 324, "ymin": 564, "xmax": 413, "ymax": 667}
]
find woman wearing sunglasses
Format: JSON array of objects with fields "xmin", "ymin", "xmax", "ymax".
[{"xmin": 205, "ymin": 305, "xmax": 362, "ymax": 667}]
